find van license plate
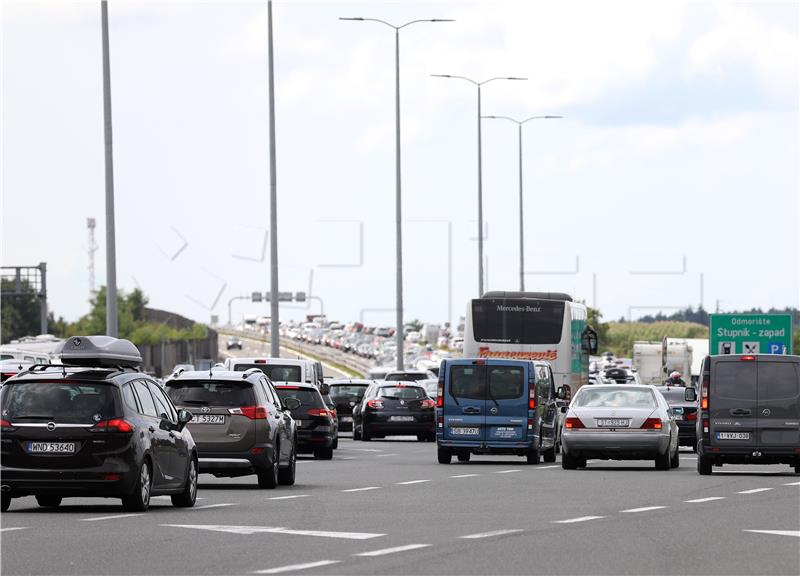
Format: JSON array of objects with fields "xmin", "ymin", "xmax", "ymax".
[
  {"xmin": 451, "ymin": 427, "xmax": 480, "ymax": 436},
  {"xmin": 717, "ymin": 432, "xmax": 749, "ymax": 440},
  {"xmin": 193, "ymin": 415, "xmax": 225, "ymax": 424},
  {"xmin": 28, "ymin": 442, "xmax": 76, "ymax": 454}
]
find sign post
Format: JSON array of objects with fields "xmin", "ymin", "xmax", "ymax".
[{"xmin": 710, "ymin": 314, "xmax": 793, "ymax": 355}]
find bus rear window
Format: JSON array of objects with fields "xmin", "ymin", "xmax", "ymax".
[
  {"xmin": 234, "ymin": 364, "xmax": 302, "ymax": 382},
  {"xmin": 472, "ymin": 299, "xmax": 564, "ymax": 344}
]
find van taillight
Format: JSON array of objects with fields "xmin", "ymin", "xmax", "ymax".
[
  {"xmin": 240, "ymin": 406, "xmax": 268, "ymax": 420},
  {"xmin": 564, "ymin": 417, "xmax": 585, "ymax": 429},
  {"xmin": 91, "ymin": 419, "xmax": 134, "ymax": 433},
  {"xmin": 529, "ymin": 387, "xmax": 536, "ymax": 410},
  {"xmin": 740, "ymin": 355, "xmax": 755, "ymax": 361},
  {"xmin": 701, "ymin": 374, "xmax": 709, "ymax": 411},
  {"xmin": 641, "ymin": 418, "xmax": 663, "ymax": 430},
  {"xmin": 701, "ymin": 397, "xmax": 708, "ymax": 410},
  {"xmin": 702, "ymin": 417, "xmax": 709, "ymax": 435},
  {"xmin": 436, "ymin": 375, "xmax": 444, "ymax": 408}
]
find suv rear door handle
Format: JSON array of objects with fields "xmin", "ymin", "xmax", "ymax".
[
  {"xmin": 730, "ymin": 409, "xmax": 751, "ymax": 416},
  {"xmin": 148, "ymin": 426, "xmax": 156, "ymax": 433}
]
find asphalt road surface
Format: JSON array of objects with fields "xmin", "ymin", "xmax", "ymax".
[{"xmin": 2, "ymin": 436, "xmax": 798, "ymax": 576}]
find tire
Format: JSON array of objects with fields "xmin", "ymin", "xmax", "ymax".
[
  {"xmin": 122, "ymin": 459, "xmax": 152, "ymax": 511},
  {"xmin": 795, "ymin": 463, "xmax": 800, "ymax": 474},
  {"xmin": 670, "ymin": 445, "xmax": 680, "ymax": 469},
  {"xmin": 314, "ymin": 447, "xmax": 334, "ymax": 460},
  {"xmin": 437, "ymin": 446, "xmax": 452, "ymax": 464},
  {"xmin": 362, "ymin": 424, "xmax": 372, "ymax": 442},
  {"xmin": 427, "ymin": 433, "xmax": 436, "ymax": 442},
  {"xmin": 526, "ymin": 448, "xmax": 540, "ymax": 465},
  {"xmin": 697, "ymin": 456, "xmax": 713, "ymax": 475},
  {"xmin": 562, "ymin": 451, "xmax": 578, "ymax": 470},
  {"xmin": 543, "ymin": 444, "xmax": 557, "ymax": 463},
  {"xmin": 332, "ymin": 437, "xmax": 339, "ymax": 450},
  {"xmin": 352, "ymin": 423, "xmax": 361, "ymax": 441},
  {"xmin": 171, "ymin": 457, "xmax": 198, "ymax": 508},
  {"xmin": 257, "ymin": 458, "xmax": 279, "ymax": 489},
  {"xmin": 1, "ymin": 494, "xmax": 9, "ymax": 512},
  {"xmin": 278, "ymin": 446, "xmax": 296, "ymax": 486},
  {"xmin": 655, "ymin": 449, "xmax": 671, "ymax": 471},
  {"xmin": 457, "ymin": 452, "xmax": 471, "ymax": 462},
  {"xmin": 35, "ymin": 495, "xmax": 62, "ymax": 508},
  {"xmin": 417, "ymin": 434, "xmax": 427, "ymax": 442}
]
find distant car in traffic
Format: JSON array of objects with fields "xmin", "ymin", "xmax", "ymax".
[
  {"xmin": 274, "ymin": 383, "xmax": 338, "ymax": 459},
  {"xmin": 327, "ymin": 379, "xmax": 372, "ymax": 433},
  {"xmin": 353, "ymin": 382, "xmax": 435, "ymax": 442},
  {"xmin": 654, "ymin": 383, "xmax": 697, "ymax": 450},
  {"xmin": 384, "ymin": 369, "xmax": 436, "ymax": 382},
  {"xmin": 226, "ymin": 336, "xmax": 243, "ymax": 350}
]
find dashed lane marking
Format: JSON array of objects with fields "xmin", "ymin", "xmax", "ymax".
[
  {"xmin": 783, "ymin": 482, "xmax": 800, "ymax": 486},
  {"xmin": 153, "ymin": 496, "xmax": 207, "ymax": 501},
  {"xmin": 744, "ymin": 530, "xmax": 800, "ymax": 538},
  {"xmin": 553, "ymin": 516, "xmax": 605, "ymax": 524},
  {"xmin": 621, "ymin": 506, "xmax": 668, "ymax": 513},
  {"xmin": 375, "ymin": 454, "xmax": 398, "ymax": 457},
  {"xmin": 460, "ymin": 529, "xmax": 524, "ymax": 539},
  {"xmin": 450, "ymin": 474, "xmax": 479, "ymax": 478},
  {"xmin": 0, "ymin": 527, "xmax": 27, "ymax": 533},
  {"xmin": 81, "ymin": 513, "xmax": 144, "ymax": 522},
  {"xmin": 355, "ymin": 544, "xmax": 431, "ymax": 557},
  {"xmin": 537, "ymin": 465, "xmax": 560, "ymax": 469},
  {"xmin": 253, "ymin": 560, "xmax": 341, "ymax": 574},
  {"xmin": 163, "ymin": 524, "xmax": 385, "ymax": 540},
  {"xmin": 268, "ymin": 495, "xmax": 310, "ymax": 500},
  {"xmin": 494, "ymin": 470, "xmax": 521, "ymax": 474},
  {"xmin": 685, "ymin": 497, "xmax": 726, "ymax": 503},
  {"xmin": 737, "ymin": 488, "xmax": 774, "ymax": 494},
  {"xmin": 342, "ymin": 486, "xmax": 382, "ymax": 493},
  {"xmin": 396, "ymin": 480, "xmax": 431, "ymax": 485}
]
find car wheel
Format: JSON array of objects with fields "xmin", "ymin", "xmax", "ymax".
[
  {"xmin": 543, "ymin": 444, "xmax": 557, "ymax": 463},
  {"xmin": 562, "ymin": 451, "xmax": 578, "ymax": 470},
  {"xmin": 172, "ymin": 457, "xmax": 198, "ymax": 508},
  {"xmin": 670, "ymin": 445, "xmax": 680, "ymax": 469},
  {"xmin": 417, "ymin": 434, "xmax": 427, "ymax": 442},
  {"xmin": 35, "ymin": 495, "xmax": 62, "ymax": 508},
  {"xmin": 526, "ymin": 448, "xmax": 540, "ymax": 465},
  {"xmin": 332, "ymin": 437, "xmax": 339, "ymax": 450},
  {"xmin": 278, "ymin": 446, "xmax": 296, "ymax": 486},
  {"xmin": 437, "ymin": 446, "xmax": 452, "ymax": 464},
  {"xmin": 697, "ymin": 456, "xmax": 713, "ymax": 475},
  {"xmin": 314, "ymin": 447, "xmax": 334, "ymax": 460},
  {"xmin": 352, "ymin": 424, "xmax": 361, "ymax": 441},
  {"xmin": 457, "ymin": 452, "xmax": 471, "ymax": 462},
  {"xmin": 655, "ymin": 449, "xmax": 671, "ymax": 471},
  {"xmin": 1, "ymin": 494, "xmax": 10, "ymax": 512},
  {"xmin": 257, "ymin": 458, "xmax": 279, "ymax": 489},
  {"xmin": 122, "ymin": 459, "xmax": 152, "ymax": 511},
  {"xmin": 362, "ymin": 424, "xmax": 372, "ymax": 442},
  {"xmin": 794, "ymin": 463, "xmax": 800, "ymax": 474}
]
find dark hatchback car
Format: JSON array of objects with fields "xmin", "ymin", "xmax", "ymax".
[
  {"xmin": 327, "ymin": 379, "xmax": 371, "ymax": 433},
  {"xmin": 274, "ymin": 384, "xmax": 337, "ymax": 459},
  {"xmin": 164, "ymin": 368, "xmax": 299, "ymax": 488},
  {"xmin": 354, "ymin": 382, "xmax": 435, "ymax": 442},
  {"xmin": 1, "ymin": 336, "xmax": 197, "ymax": 512},
  {"xmin": 654, "ymin": 384, "xmax": 698, "ymax": 449}
]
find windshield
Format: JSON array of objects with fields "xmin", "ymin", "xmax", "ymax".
[
  {"xmin": 1, "ymin": 381, "xmax": 119, "ymax": 423},
  {"xmin": 234, "ymin": 364, "xmax": 302, "ymax": 382},
  {"xmin": 385, "ymin": 373, "xmax": 427, "ymax": 381},
  {"xmin": 329, "ymin": 385, "xmax": 368, "ymax": 399},
  {"xmin": 472, "ymin": 299, "xmax": 564, "ymax": 344},
  {"xmin": 165, "ymin": 380, "xmax": 255, "ymax": 407},
  {"xmin": 380, "ymin": 386, "xmax": 427, "ymax": 400},
  {"xmin": 573, "ymin": 388, "xmax": 656, "ymax": 409}
]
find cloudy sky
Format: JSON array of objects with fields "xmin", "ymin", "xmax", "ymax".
[{"xmin": 2, "ymin": 0, "xmax": 798, "ymax": 328}]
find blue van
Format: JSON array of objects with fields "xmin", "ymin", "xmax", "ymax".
[{"xmin": 436, "ymin": 358, "xmax": 558, "ymax": 464}]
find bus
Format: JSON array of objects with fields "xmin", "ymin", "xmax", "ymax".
[{"xmin": 463, "ymin": 291, "xmax": 598, "ymax": 398}]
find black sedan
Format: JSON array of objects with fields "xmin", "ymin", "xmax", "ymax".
[
  {"xmin": 655, "ymin": 384, "xmax": 698, "ymax": 450},
  {"xmin": 353, "ymin": 382, "xmax": 435, "ymax": 442}
]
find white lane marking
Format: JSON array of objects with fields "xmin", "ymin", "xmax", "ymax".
[
  {"xmin": 268, "ymin": 495, "xmax": 309, "ymax": 500},
  {"xmin": 553, "ymin": 516, "xmax": 605, "ymax": 524},
  {"xmin": 193, "ymin": 503, "xmax": 236, "ymax": 510},
  {"xmin": 153, "ymin": 495, "xmax": 207, "ymax": 501},
  {"xmin": 375, "ymin": 453, "xmax": 398, "ymax": 457},
  {"xmin": 460, "ymin": 529, "xmax": 524, "ymax": 539},
  {"xmin": 342, "ymin": 486, "xmax": 381, "ymax": 492},
  {"xmin": 537, "ymin": 465, "xmax": 560, "ymax": 469},
  {"xmin": 341, "ymin": 457, "xmax": 357, "ymax": 460},
  {"xmin": 744, "ymin": 530, "xmax": 800, "ymax": 538},
  {"xmin": 450, "ymin": 474, "xmax": 479, "ymax": 478},
  {"xmin": 494, "ymin": 470, "xmax": 521, "ymax": 474},
  {"xmin": 396, "ymin": 479, "xmax": 431, "ymax": 485},
  {"xmin": 738, "ymin": 488, "xmax": 774, "ymax": 494},
  {"xmin": 784, "ymin": 482, "xmax": 800, "ymax": 486},
  {"xmin": 355, "ymin": 544, "xmax": 431, "ymax": 557},
  {"xmin": 253, "ymin": 560, "xmax": 341, "ymax": 574},
  {"xmin": 163, "ymin": 524, "xmax": 384, "ymax": 539},
  {"xmin": 0, "ymin": 527, "xmax": 27, "ymax": 533},
  {"xmin": 685, "ymin": 497, "xmax": 726, "ymax": 503},
  {"xmin": 81, "ymin": 513, "xmax": 144, "ymax": 522},
  {"xmin": 620, "ymin": 506, "xmax": 668, "ymax": 513},
  {"xmin": 296, "ymin": 461, "xmax": 316, "ymax": 465},
  {"xmin": 338, "ymin": 448, "xmax": 384, "ymax": 453}
]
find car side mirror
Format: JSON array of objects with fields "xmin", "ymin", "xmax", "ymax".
[
  {"xmin": 685, "ymin": 388, "xmax": 697, "ymax": 402},
  {"xmin": 283, "ymin": 397, "xmax": 301, "ymax": 410},
  {"xmin": 177, "ymin": 409, "xmax": 193, "ymax": 430},
  {"xmin": 560, "ymin": 405, "xmax": 569, "ymax": 414},
  {"xmin": 557, "ymin": 386, "xmax": 566, "ymax": 400},
  {"xmin": 319, "ymin": 383, "xmax": 330, "ymax": 395}
]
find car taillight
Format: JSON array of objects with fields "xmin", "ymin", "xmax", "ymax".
[
  {"xmin": 529, "ymin": 387, "xmax": 536, "ymax": 410},
  {"xmin": 367, "ymin": 399, "xmax": 383, "ymax": 410},
  {"xmin": 91, "ymin": 419, "xmax": 135, "ymax": 433},
  {"xmin": 420, "ymin": 399, "xmax": 435, "ymax": 409},
  {"xmin": 701, "ymin": 397, "xmax": 708, "ymax": 410},
  {"xmin": 240, "ymin": 406, "xmax": 268, "ymax": 420},
  {"xmin": 702, "ymin": 417, "xmax": 709, "ymax": 435},
  {"xmin": 686, "ymin": 411, "xmax": 697, "ymax": 421},
  {"xmin": 564, "ymin": 417, "xmax": 585, "ymax": 429},
  {"xmin": 1, "ymin": 372, "xmax": 16, "ymax": 382},
  {"xmin": 436, "ymin": 375, "xmax": 444, "ymax": 408},
  {"xmin": 0, "ymin": 419, "xmax": 16, "ymax": 432},
  {"xmin": 641, "ymin": 418, "xmax": 663, "ymax": 430},
  {"xmin": 307, "ymin": 408, "xmax": 333, "ymax": 418}
]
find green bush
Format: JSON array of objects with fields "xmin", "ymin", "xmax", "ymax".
[{"xmin": 602, "ymin": 322, "xmax": 709, "ymax": 357}]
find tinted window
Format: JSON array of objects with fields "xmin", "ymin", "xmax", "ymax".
[
  {"xmin": 450, "ymin": 366, "xmax": 485, "ymax": 400},
  {"xmin": 472, "ymin": 299, "xmax": 564, "ymax": 344},
  {"xmin": 759, "ymin": 362, "xmax": 800, "ymax": 400},
  {"xmin": 133, "ymin": 380, "xmax": 159, "ymax": 417},
  {"xmin": 385, "ymin": 373, "xmax": 427, "ymax": 382},
  {"xmin": 1, "ymin": 381, "xmax": 118, "ymax": 423},
  {"xmin": 234, "ymin": 364, "xmax": 302, "ymax": 382},
  {"xmin": 122, "ymin": 383, "xmax": 140, "ymax": 412},
  {"xmin": 329, "ymin": 385, "xmax": 368, "ymax": 399},
  {"xmin": 380, "ymin": 386, "xmax": 426, "ymax": 400},
  {"xmin": 149, "ymin": 383, "xmax": 177, "ymax": 422},
  {"xmin": 713, "ymin": 362, "xmax": 756, "ymax": 400},
  {"xmin": 489, "ymin": 367, "xmax": 525, "ymax": 400},
  {"xmin": 274, "ymin": 387, "xmax": 323, "ymax": 409},
  {"xmin": 165, "ymin": 380, "xmax": 255, "ymax": 407},
  {"xmin": 572, "ymin": 388, "xmax": 656, "ymax": 408}
]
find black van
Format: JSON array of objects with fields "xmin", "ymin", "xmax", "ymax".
[{"xmin": 696, "ymin": 354, "xmax": 800, "ymax": 475}]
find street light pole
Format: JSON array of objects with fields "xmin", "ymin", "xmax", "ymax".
[
  {"xmin": 432, "ymin": 75, "xmax": 527, "ymax": 296},
  {"xmin": 483, "ymin": 114, "xmax": 562, "ymax": 291},
  {"xmin": 268, "ymin": 0, "xmax": 279, "ymax": 358},
  {"xmin": 341, "ymin": 16, "xmax": 452, "ymax": 371}
]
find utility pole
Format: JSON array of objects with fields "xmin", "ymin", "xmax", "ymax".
[
  {"xmin": 267, "ymin": 0, "xmax": 280, "ymax": 357},
  {"xmin": 101, "ymin": 0, "xmax": 118, "ymax": 337}
]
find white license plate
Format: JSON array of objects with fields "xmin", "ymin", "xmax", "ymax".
[
  {"xmin": 717, "ymin": 432, "xmax": 750, "ymax": 440},
  {"xmin": 597, "ymin": 419, "xmax": 630, "ymax": 428},
  {"xmin": 28, "ymin": 442, "xmax": 76, "ymax": 454},
  {"xmin": 340, "ymin": 416, "xmax": 353, "ymax": 423},
  {"xmin": 451, "ymin": 427, "xmax": 480, "ymax": 435},
  {"xmin": 192, "ymin": 415, "xmax": 225, "ymax": 424},
  {"xmin": 673, "ymin": 414, "xmax": 684, "ymax": 421},
  {"xmin": 389, "ymin": 416, "xmax": 415, "ymax": 422}
]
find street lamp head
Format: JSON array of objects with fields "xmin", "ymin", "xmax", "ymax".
[
  {"xmin": 339, "ymin": 17, "xmax": 365, "ymax": 21},
  {"xmin": 430, "ymin": 19, "xmax": 455, "ymax": 22},
  {"xmin": 431, "ymin": 74, "xmax": 453, "ymax": 78}
]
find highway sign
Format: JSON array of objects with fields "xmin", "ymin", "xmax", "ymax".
[{"xmin": 710, "ymin": 314, "xmax": 792, "ymax": 355}]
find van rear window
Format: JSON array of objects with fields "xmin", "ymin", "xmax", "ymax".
[
  {"xmin": 234, "ymin": 364, "xmax": 302, "ymax": 383},
  {"xmin": 758, "ymin": 362, "xmax": 799, "ymax": 400},
  {"xmin": 714, "ymin": 362, "xmax": 756, "ymax": 400},
  {"xmin": 165, "ymin": 380, "xmax": 255, "ymax": 407},
  {"xmin": 448, "ymin": 366, "xmax": 526, "ymax": 400},
  {"xmin": 1, "ymin": 381, "xmax": 119, "ymax": 423}
]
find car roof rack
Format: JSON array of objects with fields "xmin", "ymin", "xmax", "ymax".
[{"xmin": 241, "ymin": 367, "xmax": 264, "ymax": 379}]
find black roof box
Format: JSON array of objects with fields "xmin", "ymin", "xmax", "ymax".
[
  {"xmin": 481, "ymin": 291, "xmax": 573, "ymax": 302},
  {"xmin": 56, "ymin": 336, "xmax": 142, "ymax": 368}
]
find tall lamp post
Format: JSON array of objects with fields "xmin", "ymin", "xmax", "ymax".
[
  {"xmin": 340, "ymin": 16, "xmax": 453, "ymax": 371},
  {"xmin": 483, "ymin": 115, "xmax": 562, "ymax": 291},
  {"xmin": 431, "ymin": 74, "xmax": 526, "ymax": 296}
]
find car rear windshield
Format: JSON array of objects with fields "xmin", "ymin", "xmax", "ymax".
[
  {"xmin": 572, "ymin": 388, "xmax": 656, "ymax": 408},
  {"xmin": 1, "ymin": 381, "xmax": 119, "ymax": 423},
  {"xmin": 274, "ymin": 387, "xmax": 323, "ymax": 409},
  {"xmin": 380, "ymin": 386, "xmax": 427, "ymax": 400},
  {"xmin": 385, "ymin": 373, "xmax": 427, "ymax": 381},
  {"xmin": 165, "ymin": 380, "xmax": 255, "ymax": 407},
  {"xmin": 329, "ymin": 385, "xmax": 368, "ymax": 399},
  {"xmin": 448, "ymin": 366, "xmax": 525, "ymax": 400},
  {"xmin": 234, "ymin": 364, "xmax": 302, "ymax": 382}
]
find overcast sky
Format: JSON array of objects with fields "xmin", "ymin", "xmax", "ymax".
[{"xmin": 2, "ymin": 0, "xmax": 798, "ymax": 328}]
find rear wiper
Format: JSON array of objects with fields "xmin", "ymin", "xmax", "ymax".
[
  {"xmin": 182, "ymin": 400, "xmax": 208, "ymax": 405},
  {"xmin": 449, "ymin": 390, "xmax": 460, "ymax": 406},
  {"xmin": 486, "ymin": 386, "xmax": 499, "ymax": 407}
]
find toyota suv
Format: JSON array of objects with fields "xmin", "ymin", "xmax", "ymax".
[{"xmin": 696, "ymin": 354, "xmax": 800, "ymax": 475}]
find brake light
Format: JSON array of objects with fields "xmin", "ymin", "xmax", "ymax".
[
  {"xmin": 641, "ymin": 418, "xmax": 663, "ymax": 430},
  {"xmin": 701, "ymin": 374, "xmax": 709, "ymax": 411},
  {"xmin": 250, "ymin": 446, "xmax": 265, "ymax": 455},
  {"xmin": 740, "ymin": 355, "xmax": 755, "ymax": 361},
  {"xmin": 276, "ymin": 386, "xmax": 301, "ymax": 390},
  {"xmin": 436, "ymin": 374, "xmax": 444, "ymax": 408},
  {"xmin": 91, "ymin": 419, "xmax": 134, "ymax": 433},
  {"xmin": 240, "ymin": 406, "xmax": 268, "ymax": 419},
  {"xmin": 255, "ymin": 359, "xmax": 267, "ymax": 363},
  {"xmin": 0, "ymin": 419, "xmax": 15, "ymax": 432},
  {"xmin": 420, "ymin": 398, "xmax": 435, "ymax": 409},
  {"xmin": 529, "ymin": 387, "xmax": 536, "ymax": 410},
  {"xmin": 686, "ymin": 411, "xmax": 697, "ymax": 421},
  {"xmin": 701, "ymin": 397, "xmax": 708, "ymax": 410},
  {"xmin": 307, "ymin": 408, "xmax": 333, "ymax": 418},
  {"xmin": 1, "ymin": 372, "xmax": 16, "ymax": 381},
  {"xmin": 366, "ymin": 399, "xmax": 383, "ymax": 410},
  {"xmin": 564, "ymin": 417, "xmax": 585, "ymax": 429}
]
